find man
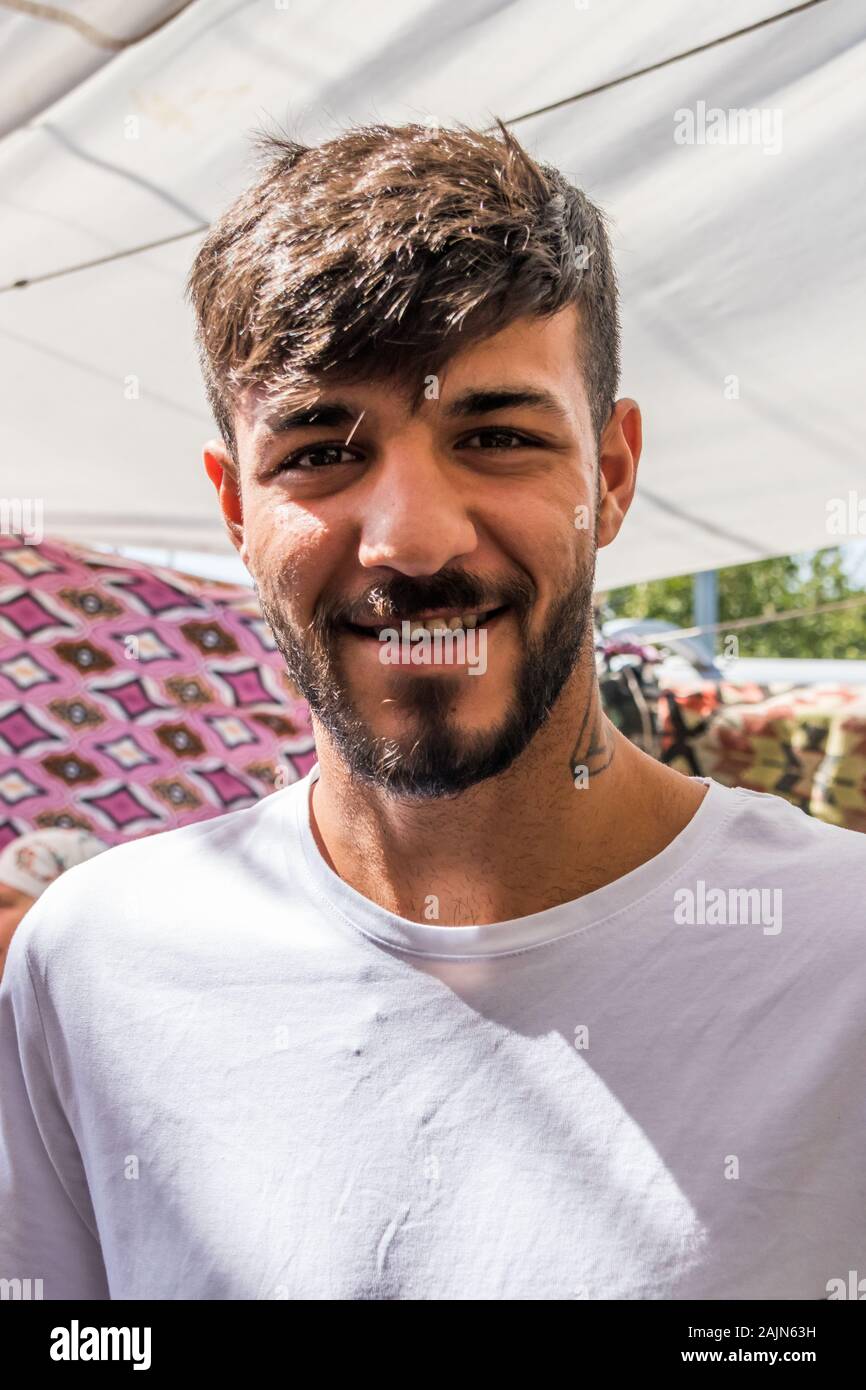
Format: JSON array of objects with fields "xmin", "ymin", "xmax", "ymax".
[{"xmin": 1, "ymin": 123, "xmax": 863, "ymax": 1301}]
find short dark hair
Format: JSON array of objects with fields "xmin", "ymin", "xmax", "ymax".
[{"xmin": 186, "ymin": 121, "xmax": 621, "ymax": 460}]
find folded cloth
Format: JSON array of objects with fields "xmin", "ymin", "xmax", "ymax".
[{"xmin": 0, "ymin": 828, "xmax": 108, "ymax": 899}]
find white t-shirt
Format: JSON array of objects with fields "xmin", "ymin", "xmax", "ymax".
[{"xmin": 1, "ymin": 767, "xmax": 865, "ymax": 1301}]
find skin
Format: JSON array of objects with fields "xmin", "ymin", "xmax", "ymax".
[
  {"xmin": 0, "ymin": 883, "xmax": 36, "ymax": 983},
  {"xmin": 204, "ymin": 305, "xmax": 706, "ymax": 926}
]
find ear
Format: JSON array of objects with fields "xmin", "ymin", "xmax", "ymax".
[
  {"xmin": 203, "ymin": 439, "xmax": 244, "ymax": 552},
  {"xmin": 596, "ymin": 399, "xmax": 642, "ymax": 549}
]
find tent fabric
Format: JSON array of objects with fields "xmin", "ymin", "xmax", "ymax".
[
  {"xmin": 1, "ymin": 0, "xmax": 864, "ymax": 586},
  {"xmin": 0, "ymin": 534, "xmax": 315, "ymax": 849},
  {"xmin": 0, "ymin": 1, "xmax": 191, "ymax": 138}
]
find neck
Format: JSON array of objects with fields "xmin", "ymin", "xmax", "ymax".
[{"xmin": 308, "ymin": 667, "xmax": 706, "ymax": 926}]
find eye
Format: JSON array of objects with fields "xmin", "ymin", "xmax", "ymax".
[
  {"xmin": 276, "ymin": 444, "xmax": 360, "ymax": 472},
  {"xmin": 458, "ymin": 428, "xmax": 537, "ymax": 450}
]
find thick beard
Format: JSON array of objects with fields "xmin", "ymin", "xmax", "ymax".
[{"xmin": 255, "ymin": 556, "xmax": 596, "ymax": 800}]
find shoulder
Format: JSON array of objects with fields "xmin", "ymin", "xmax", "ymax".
[
  {"xmin": 705, "ymin": 782, "xmax": 865, "ymax": 937},
  {"xmin": 11, "ymin": 782, "xmax": 303, "ymax": 977},
  {"xmin": 716, "ymin": 782, "xmax": 865, "ymax": 864}
]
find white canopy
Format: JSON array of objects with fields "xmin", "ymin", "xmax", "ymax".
[{"xmin": 2, "ymin": 0, "xmax": 864, "ymax": 588}]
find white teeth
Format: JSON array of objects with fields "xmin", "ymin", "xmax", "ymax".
[
  {"xmin": 399, "ymin": 610, "xmax": 490, "ymax": 636},
  {"xmin": 362, "ymin": 606, "xmax": 500, "ymax": 637}
]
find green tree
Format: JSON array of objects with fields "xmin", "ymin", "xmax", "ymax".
[{"xmin": 603, "ymin": 548, "xmax": 866, "ymax": 660}]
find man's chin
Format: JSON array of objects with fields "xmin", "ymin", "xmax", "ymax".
[
  {"xmin": 321, "ymin": 704, "xmax": 540, "ymax": 800},
  {"xmin": 342, "ymin": 748, "xmax": 514, "ymax": 800},
  {"xmin": 257, "ymin": 567, "xmax": 595, "ymax": 797}
]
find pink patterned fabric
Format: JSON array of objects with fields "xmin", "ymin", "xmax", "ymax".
[{"xmin": 0, "ymin": 535, "xmax": 316, "ymax": 851}]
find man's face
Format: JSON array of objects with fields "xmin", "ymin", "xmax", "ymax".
[{"xmin": 215, "ymin": 307, "xmax": 632, "ymax": 797}]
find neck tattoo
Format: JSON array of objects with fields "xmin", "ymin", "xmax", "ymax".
[{"xmin": 570, "ymin": 689, "xmax": 615, "ymax": 783}]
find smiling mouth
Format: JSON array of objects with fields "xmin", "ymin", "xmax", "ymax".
[{"xmin": 342, "ymin": 604, "xmax": 510, "ymax": 640}]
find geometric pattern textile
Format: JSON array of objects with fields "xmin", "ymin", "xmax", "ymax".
[
  {"xmin": 0, "ymin": 535, "xmax": 316, "ymax": 852},
  {"xmin": 658, "ymin": 677, "xmax": 866, "ymax": 834}
]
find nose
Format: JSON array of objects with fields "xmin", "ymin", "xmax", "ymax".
[{"xmin": 357, "ymin": 440, "xmax": 478, "ymax": 577}]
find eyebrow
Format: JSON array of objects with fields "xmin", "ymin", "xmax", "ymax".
[
  {"xmin": 260, "ymin": 385, "xmax": 569, "ymax": 437},
  {"xmin": 262, "ymin": 402, "xmax": 357, "ymax": 435},
  {"xmin": 442, "ymin": 387, "xmax": 569, "ymax": 420}
]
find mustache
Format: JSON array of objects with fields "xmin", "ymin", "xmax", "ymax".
[{"xmin": 319, "ymin": 569, "xmax": 537, "ymax": 630}]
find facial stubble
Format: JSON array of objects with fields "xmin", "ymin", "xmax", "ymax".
[{"xmin": 255, "ymin": 547, "xmax": 597, "ymax": 799}]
